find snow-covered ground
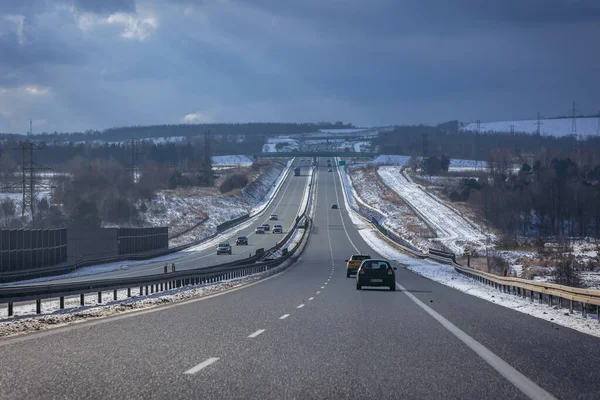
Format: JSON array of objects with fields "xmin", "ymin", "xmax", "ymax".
[
  {"xmin": 378, "ymin": 167, "xmax": 490, "ymax": 255},
  {"xmin": 462, "ymin": 117, "xmax": 600, "ymax": 137},
  {"xmin": 212, "ymin": 155, "xmax": 253, "ymax": 166},
  {"xmin": 262, "ymin": 137, "xmax": 299, "ymax": 152},
  {"xmin": 144, "ymin": 162, "xmax": 287, "ymax": 246},
  {"xmin": 347, "ymin": 167, "xmax": 433, "ymax": 252},
  {"xmin": 370, "ymin": 155, "xmax": 489, "ymax": 172},
  {"xmin": 335, "ymin": 166, "xmax": 600, "ymax": 338}
]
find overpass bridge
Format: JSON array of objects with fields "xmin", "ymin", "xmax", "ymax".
[{"xmin": 252, "ymin": 151, "xmax": 379, "ymax": 158}]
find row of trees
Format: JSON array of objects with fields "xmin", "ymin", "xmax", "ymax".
[
  {"xmin": 0, "ymin": 122, "xmax": 352, "ymax": 143},
  {"xmin": 453, "ymin": 150, "xmax": 600, "ymax": 238},
  {"xmin": 374, "ymin": 122, "xmax": 600, "ymax": 162}
]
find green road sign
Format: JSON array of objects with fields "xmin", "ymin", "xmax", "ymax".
[{"xmin": 339, "ymin": 160, "xmax": 346, "ymax": 166}]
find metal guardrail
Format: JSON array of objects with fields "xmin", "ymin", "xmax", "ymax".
[{"xmin": 0, "ymin": 162, "xmax": 316, "ymax": 317}]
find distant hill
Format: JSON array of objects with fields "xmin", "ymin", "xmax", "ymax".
[{"xmin": 0, "ymin": 122, "xmax": 354, "ymax": 143}]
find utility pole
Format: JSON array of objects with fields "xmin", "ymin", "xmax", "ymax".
[
  {"xmin": 202, "ymin": 130, "xmax": 217, "ymax": 187},
  {"xmin": 572, "ymin": 101, "xmax": 577, "ymax": 135},
  {"xmin": 127, "ymin": 138, "xmax": 141, "ymax": 227}
]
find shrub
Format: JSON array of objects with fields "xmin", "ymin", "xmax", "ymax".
[
  {"xmin": 219, "ymin": 173, "xmax": 249, "ymax": 193},
  {"xmin": 551, "ymin": 256, "xmax": 582, "ymax": 288}
]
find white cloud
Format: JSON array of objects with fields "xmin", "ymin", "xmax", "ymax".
[
  {"xmin": 24, "ymin": 86, "xmax": 50, "ymax": 95},
  {"xmin": 183, "ymin": 111, "xmax": 213, "ymax": 123},
  {"xmin": 72, "ymin": 7, "xmax": 158, "ymax": 41},
  {"xmin": 2, "ymin": 14, "xmax": 26, "ymax": 45},
  {"xmin": 106, "ymin": 12, "xmax": 158, "ymax": 41}
]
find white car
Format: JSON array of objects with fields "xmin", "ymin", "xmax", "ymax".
[
  {"xmin": 270, "ymin": 214, "xmax": 278, "ymax": 220},
  {"xmin": 272, "ymin": 224, "xmax": 283, "ymax": 233}
]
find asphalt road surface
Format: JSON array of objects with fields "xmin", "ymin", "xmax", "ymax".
[
  {"xmin": 1, "ymin": 158, "xmax": 599, "ymax": 399},
  {"xmin": 9, "ymin": 158, "xmax": 312, "ymax": 286}
]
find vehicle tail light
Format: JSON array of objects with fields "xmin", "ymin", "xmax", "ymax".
[
  {"xmin": 359, "ymin": 268, "xmax": 365, "ymax": 275},
  {"xmin": 387, "ymin": 268, "xmax": 393, "ymax": 275}
]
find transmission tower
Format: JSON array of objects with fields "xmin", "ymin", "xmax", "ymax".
[
  {"xmin": 536, "ymin": 112, "xmax": 543, "ymax": 135},
  {"xmin": 11, "ymin": 140, "xmax": 52, "ymax": 222},
  {"xmin": 572, "ymin": 101, "xmax": 577, "ymax": 135},
  {"xmin": 476, "ymin": 120, "xmax": 481, "ymax": 134},
  {"xmin": 509, "ymin": 124, "xmax": 516, "ymax": 135},
  {"xmin": 202, "ymin": 130, "xmax": 218, "ymax": 187}
]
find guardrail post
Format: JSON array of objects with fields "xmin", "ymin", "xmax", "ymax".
[
  {"xmin": 36, "ymin": 299, "xmax": 41, "ymax": 314},
  {"xmin": 140, "ymin": 286, "xmax": 143, "ymax": 296},
  {"xmin": 114, "ymin": 289, "xmax": 118, "ymax": 301},
  {"xmin": 548, "ymin": 294, "xmax": 552, "ymax": 306},
  {"xmin": 8, "ymin": 303, "xmax": 13, "ymax": 317},
  {"xmin": 538, "ymin": 292, "xmax": 543, "ymax": 304},
  {"xmin": 60, "ymin": 297, "xmax": 64, "ymax": 309},
  {"xmin": 151, "ymin": 285, "xmax": 154, "ymax": 294},
  {"xmin": 558, "ymin": 296, "xmax": 562, "ymax": 308},
  {"xmin": 98, "ymin": 292, "xmax": 102, "ymax": 304},
  {"xmin": 127, "ymin": 288, "xmax": 131, "ymax": 297},
  {"xmin": 582, "ymin": 303, "xmax": 587, "ymax": 319},
  {"xmin": 597, "ymin": 305, "xmax": 600, "ymax": 323},
  {"xmin": 80, "ymin": 294, "xmax": 85, "ymax": 306},
  {"xmin": 569, "ymin": 300, "xmax": 574, "ymax": 314}
]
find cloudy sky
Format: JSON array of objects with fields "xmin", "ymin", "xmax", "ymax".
[{"xmin": 0, "ymin": 0, "xmax": 598, "ymax": 133}]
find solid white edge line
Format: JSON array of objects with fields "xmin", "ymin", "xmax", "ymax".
[
  {"xmin": 184, "ymin": 357, "xmax": 220, "ymax": 375},
  {"xmin": 396, "ymin": 281, "xmax": 556, "ymax": 400},
  {"xmin": 248, "ymin": 329, "xmax": 266, "ymax": 338},
  {"xmin": 279, "ymin": 314, "xmax": 290, "ymax": 320},
  {"xmin": 297, "ymin": 304, "xmax": 305, "ymax": 309}
]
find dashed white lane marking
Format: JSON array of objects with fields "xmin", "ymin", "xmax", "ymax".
[
  {"xmin": 279, "ymin": 314, "xmax": 290, "ymax": 320},
  {"xmin": 321, "ymin": 286, "xmax": 325, "ymax": 289},
  {"xmin": 396, "ymin": 281, "xmax": 556, "ymax": 400},
  {"xmin": 324, "ymin": 282, "xmax": 328, "ymax": 285},
  {"xmin": 308, "ymin": 297, "xmax": 314, "ymax": 301},
  {"xmin": 248, "ymin": 329, "xmax": 266, "ymax": 338},
  {"xmin": 316, "ymin": 291, "xmax": 321, "ymax": 294},
  {"xmin": 184, "ymin": 357, "xmax": 220, "ymax": 375},
  {"xmin": 297, "ymin": 304, "xmax": 305, "ymax": 309}
]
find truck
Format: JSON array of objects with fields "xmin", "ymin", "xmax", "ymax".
[{"xmin": 294, "ymin": 167, "xmax": 301, "ymax": 176}]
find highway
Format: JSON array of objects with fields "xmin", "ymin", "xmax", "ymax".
[
  {"xmin": 10, "ymin": 158, "xmax": 312, "ymax": 286},
  {"xmin": 1, "ymin": 159, "xmax": 600, "ymax": 399}
]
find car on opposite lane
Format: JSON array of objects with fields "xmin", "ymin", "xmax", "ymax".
[
  {"xmin": 356, "ymin": 259, "xmax": 397, "ymax": 291},
  {"xmin": 345, "ymin": 254, "xmax": 371, "ymax": 277},
  {"xmin": 216, "ymin": 242, "xmax": 232, "ymax": 255},
  {"xmin": 236, "ymin": 236, "xmax": 248, "ymax": 245}
]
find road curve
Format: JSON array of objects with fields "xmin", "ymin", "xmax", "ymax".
[{"xmin": 0, "ymin": 158, "xmax": 599, "ymax": 399}]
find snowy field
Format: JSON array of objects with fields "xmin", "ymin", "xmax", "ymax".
[
  {"xmin": 369, "ymin": 155, "xmax": 488, "ymax": 172},
  {"xmin": 335, "ymin": 166, "xmax": 600, "ymax": 338},
  {"xmin": 378, "ymin": 167, "xmax": 490, "ymax": 254},
  {"xmin": 461, "ymin": 117, "xmax": 600, "ymax": 137},
  {"xmin": 262, "ymin": 137, "xmax": 300, "ymax": 152},
  {"xmin": 211, "ymin": 155, "xmax": 253, "ymax": 166}
]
